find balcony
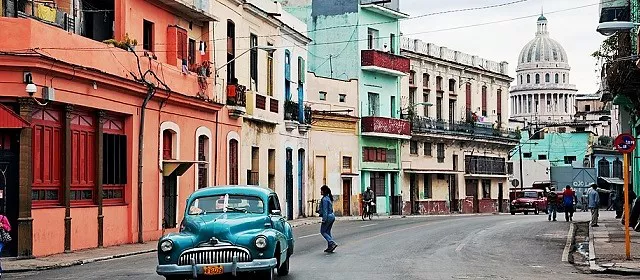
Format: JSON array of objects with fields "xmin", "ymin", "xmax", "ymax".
[
  {"xmin": 152, "ymin": 0, "xmax": 216, "ymax": 22},
  {"xmin": 226, "ymin": 84, "xmax": 247, "ymax": 118},
  {"xmin": 406, "ymin": 116, "xmax": 520, "ymax": 143},
  {"xmin": 465, "ymin": 156, "xmax": 507, "ymax": 177},
  {"xmin": 244, "ymin": 91, "xmax": 280, "ymax": 125},
  {"xmin": 361, "ymin": 50, "xmax": 410, "ymax": 77},
  {"xmin": 361, "ymin": 116, "xmax": 411, "ymax": 140},
  {"xmin": 360, "ymin": 1, "xmax": 408, "ymax": 19}
]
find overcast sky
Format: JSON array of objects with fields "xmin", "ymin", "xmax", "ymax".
[{"xmin": 400, "ymin": 0, "xmax": 604, "ymax": 94}]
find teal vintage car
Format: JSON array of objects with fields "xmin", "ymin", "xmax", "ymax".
[{"xmin": 156, "ymin": 186, "xmax": 294, "ymax": 279}]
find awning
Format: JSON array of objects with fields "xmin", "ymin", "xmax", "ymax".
[
  {"xmin": 162, "ymin": 160, "xmax": 206, "ymax": 177},
  {"xmin": 341, "ymin": 172, "xmax": 359, "ymax": 177},
  {"xmin": 0, "ymin": 103, "xmax": 29, "ymax": 128},
  {"xmin": 597, "ymin": 177, "xmax": 624, "ymax": 185},
  {"xmin": 403, "ymin": 169, "xmax": 462, "ymax": 174}
]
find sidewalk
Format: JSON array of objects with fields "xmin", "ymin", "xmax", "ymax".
[
  {"xmin": 1, "ymin": 212, "xmax": 496, "ymax": 273},
  {"xmin": 589, "ymin": 210, "xmax": 640, "ymax": 275}
]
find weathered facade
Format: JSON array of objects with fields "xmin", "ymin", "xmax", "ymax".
[
  {"xmin": 400, "ymin": 38, "xmax": 518, "ymax": 215},
  {"xmin": 0, "ymin": 0, "xmax": 244, "ymax": 257}
]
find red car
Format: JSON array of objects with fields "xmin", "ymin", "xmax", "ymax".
[{"xmin": 510, "ymin": 189, "xmax": 548, "ymax": 215}]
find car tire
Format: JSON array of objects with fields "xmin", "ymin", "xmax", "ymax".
[
  {"xmin": 511, "ymin": 211, "xmax": 515, "ymax": 215},
  {"xmin": 534, "ymin": 207, "xmax": 539, "ymax": 215},
  {"xmin": 524, "ymin": 211, "xmax": 529, "ymax": 215},
  {"xmin": 277, "ymin": 255, "xmax": 290, "ymax": 276}
]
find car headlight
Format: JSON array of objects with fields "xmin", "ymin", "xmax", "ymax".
[
  {"xmin": 160, "ymin": 240, "xmax": 174, "ymax": 252},
  {"xmin": 255, "ymin": 236, "xmax": 267, "ymax": 249}
]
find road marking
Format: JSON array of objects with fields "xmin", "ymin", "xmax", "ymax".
[
  {"xmin": 455, "ymin": 243, "xmax": 465, "ymax": 252},
  {"xmin": 504, "ymin": 221, "xmax": 516, "ymax": 225},
  {"xmin": 562, "ymin": 223, "xmax": 575, "ymax": 262},
  {"xmin": 298, "ymin": 233, "xmax": 319, "ymax": 239},
  {"xmin": 360, "ymin": 223, "xmax": 378, "ymax": 228}
]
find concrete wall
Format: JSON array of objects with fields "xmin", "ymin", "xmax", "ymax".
[{"xmin": 511, "ymin": 159, "xmax": 551, "ymax": 188}]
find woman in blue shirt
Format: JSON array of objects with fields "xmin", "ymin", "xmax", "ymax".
[{"xmin": 319, "ymin": 185, "xmax": 337, "ymax": 253}]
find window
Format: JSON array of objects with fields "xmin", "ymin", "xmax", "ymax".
[
  {"xmin": 448, "ymin": 79, "xmax": 456, "ymax": 92},
  {"xmin": 409, "ymin": 71, "xmax": 415, "ymax": 85},
  {"xmin": 410, "ymin": 141, "xmax": 418, "ymax": 155},
  {"xmin": 162, "ymin": 130, "xmax": 174, "ymax": 160},
  {"xmin": 423, "ymin": 92, "xmax": 429, "ymax": 116},
  {"xmin": 527, "ymin": 74, "xmax": 531, "ymax": 83},
  {"xmin": 563, "ymin": 74, "xmax": 566, "ymax": 83},
  {"xmin": 538, "ymin": 154, "xmax": 547, "ymax": 160},
  {"xmin": 368, "ymin": 92, "xmax": 380, "ymax": 116},
  {"xmin": 585, "ymin": 105, "xmax": 591, "ymax": 112},
  {"xmin": 32, "ymin": 109, "xmax": 63, "ymax": 205},
  {"xmin": 249, "ymin": 147, "xmax": 260, "ymax": 185},
  {"xmin": 481, "ymin": 86, "xmax": 487, "ymax": 116},
  {"xmin": 229, "ymin": 139, "xmax": 239, "ymax": 184},
  {"xmin": 558, "ymin": 127, "xmax": 567, "ymax": 133},
  {"xmin": 424, "ymin": 142, "xmax": 432, "ymax": 156},
  {"xmin": 188, "ymin": 38, "xmax": 196, "ymax": 66},
  {"xmin": 423, "ymin": 174, "xmax": 432, "ymax": 199},
  {"xmin": 367, "ymin": 28, "xmax": 379, "ymax": 50},
  {"xmin": 342, "ymin": 156, "xmax": 352, "ymax": 173},
  {"xmin": 298, "ymin": 57, "xmax": 305, "ymax": 84},
  {"xmin": 70, "ymin": 112, "xmax": 96, "ymax": 204},
  {"xmin": 482, "ymin": 179, "xmax": 491, "ymax": 199},
  {"xmin": 266, "ymin": 43, "xmax": 274, "ymax": 95},
  {"xmin": 564, "ymin": 156, "xmax": 576, "ymax": 165},
  {"xmin": 436, "ymin": 76, "xmax": 443, "ymax": 91},
  {"xmin": 390, "ymin": 33, "xmax": 396, "ymax": 53},
  {"xmin": 177, "ymin": 28, "xmax": 188, "ymax": 65},
  {"xmin": 339, "ymin": 94, "xmax": 346, "ymax": 103},
  {"xmin": 523, "ymin": 152, "xmax": 532, "ymax": 158},
  {"xmin": 520, "ymin": 75, "xmax": 523, "ymax": 84},
  {"xmin": 453, "ymin": 154, "xmax": 458, "ymax": 171},
  {"xmin": 545, "ymin": 73, "xmax": 550, "ymax": 83},
  {"xmin": 613, "ymin": 158, "xmax": 623, "ymax": 179},
  {"xmin": 250, "ymin": 34, "xmax": 258, "ymax": 90},
  {"xmin": 363, "ymin": 147, "xmax": 392, "ymax": 163},
  {"xmin": 598, "ymin": 158, "xmax": 610, "ymax": 178},
  {"xmin": 409, "ymin": 88, "xmax": 416, "ymax": 106},
  {"xmin": 386, "ymin": 149, "xmax": 397, "ymax": 163},
  {"xmin": 555, "ymin": 73, "xmax": 559, "ymax": 83},
  {"xmin": 436, "ymin": 97, "xmax": 442, "ymax": 120},
  {"xmin": 390, "ymin": 96, "xmax": 396, "ymax": 118},
  {"xmin": 268, "ymin": 149, "xmax": 275, "ymax": 190},
  {"xmin": 284, "ymin": 50, "xmax": 291, "ymax": 100},
  {"xmin": 535, "ymin": 73, "xmax": 540, "ymax": 84},
  {"xmin": 143, "ymin": 20, "xmax": 154, "ymax": 51},
  {"xmin": 436, "ymin": 143, "xmax": 445, "ymax": 163},
  {"xmin": 465, "ymin": 156, "xmax": 506, "ymax": 175},
  {"xmin": 103, "ymin": 133, "xmax": 127, "ymax": 203},
  {"xmin": 226, "ymin": 20, "xmax": 236, "ymax": 83},
  {"xmin": 319, "ymin": 91, "xmax": 327, "ymax": 101},
  {"xmin": 197, "ymin": 135, "xmax": 209, "ymax": 189},
  {"xmin": 423, "ymin": 73, "xmax": 429, "ymax": 88}
]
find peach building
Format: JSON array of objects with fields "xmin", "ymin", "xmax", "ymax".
[{"xmin": 0, "ymin": 0, "xmax": 241, "ymax": 257}]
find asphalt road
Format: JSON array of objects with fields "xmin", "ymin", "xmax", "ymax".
[{"xmin": 6, "ymin": 212, "xmax": 630, "ymax": 280}]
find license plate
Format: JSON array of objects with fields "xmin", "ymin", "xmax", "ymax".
[{"xmin": 203, "ymin": 265, "xmax": 224, "ymax": 275}]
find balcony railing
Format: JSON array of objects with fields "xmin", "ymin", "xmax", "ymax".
[
  {"xmin": 361, "ymin": 116, "xmax": 411, "ymax": 137},
  {"xmin": 226, "ymin": 84, "xmax": 247, "ymax": 107},
  {"xmin": 284, "ymin": 101, "xmax": 312, "ymax": 124},
  {"xmin": 10, "ymin": 0, "xmax": 75, "ymax": 32},
  {"xmin": 465, "ymin": 156, "xmax": 507, "ymax": 175},
  {"xmin": 361, "ymin": 50, "xmax": 410, "ymax": 75},
  {"xmin": 405, "ymin": 115, "xmax": 520, "ymax": 141}
]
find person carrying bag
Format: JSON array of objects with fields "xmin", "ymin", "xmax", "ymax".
[{"xmin": 0, "ymin": 212, "xmax": 11, "ymax": 278}]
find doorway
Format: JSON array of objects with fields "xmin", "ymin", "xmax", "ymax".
[
  {"xmin": 370, "ymin": 172, "xmax": 385, "ymax": 213},
  {"xmin": 285, "ymin": 148, "xmax": 294, "ymax": 220},
  {"xmin": 498, "ymin": 182, "xmax": 504, "ymax": 213},
  {"xmin": 342, "ymin": 179, "xmax": 351, "ymax": 216},
  {"xmin": 465, "ymin": 179, "xmax": 479, "ymax": 213},
  {"xmin": 163, "ymin": 174, "xmax": 177, "ymax": 229},
  {"xmin": 0, "ymin": 130, "xmax": 18, "ymax": 256},
  {"xmin": 449, "ymin": 175, "xmax": 459, "ymax": 212},
  {"xmin": 409, "ymin": 173, "xmax": 417, "ymax": 214},
  {"xmin": 297, "ymin": 149, "xmax": 305, "ymax": 217}
]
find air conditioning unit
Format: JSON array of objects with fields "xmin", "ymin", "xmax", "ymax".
[{"xmin": 42, "ymin": 86, "xmax": 55, "ymax": 101}]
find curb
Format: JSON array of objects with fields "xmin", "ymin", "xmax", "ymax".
[
  {"xmin": 4, "ymin": 248, "xmax": 157, "ymax": 273},
  {"xmin": 289, "ymin": 212, "xmax": 502, "ymax": 228},
  {"xmin": 562, "ymin": 223, "xmax": 576, "ymax": 263},
  {"xmin": 588, "ymin": 222, "xmax": 640, "ymax": 275}
]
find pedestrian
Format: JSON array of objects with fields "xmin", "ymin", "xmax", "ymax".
[
  {"xmin": 563, "ymin": 185, "xmax": 575, "ymax": 222},
  {"xmin": 582, "ymin": 191, "xmax": 589, "ymax": 212},
  {"xmin": 547, "ymin": 187, "xmax": 558, "ymax": 221},
  {"xmin": 607, "ymin": 190, "xmax": 616, "ymax": 211},
  {"xmin": 319, "ymin": 185, "xmax": 337, "ymax": 253},
  {"xmin": 587, "ymin": 184, "xmax": 601, "ymax": 227},
  {"xmin": 0, "ymin": 211, "xmax": 11, "ymax": 278}
]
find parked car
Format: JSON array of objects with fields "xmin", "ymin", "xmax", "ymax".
[
  {"xmin": 510, "ymin": 189, "xmax": 547, "ymax": 215},
  {"xmin": 156, "ymin": 186, "xmax": 294, "ymax": 280}
]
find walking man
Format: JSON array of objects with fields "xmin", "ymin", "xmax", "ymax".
[
  {"xmin": 547, "ymin": 187, "xmax": 558, "ymax": 221},
  {"xmin": 582, "ymin": 191, "xmax": 589, "ymax": 212},
  {"xmin": 588, "ymin": 184, "xmax": 601, "ymax": 227},
  {"xmin": 563, "ymin": 185, "xmax": 576, "ymax": 222}
]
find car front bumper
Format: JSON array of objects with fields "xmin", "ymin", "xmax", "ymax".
[
  {"xmin": 510, "ymin": 205, "xmax": 536, "ymax": 212},
  {"xmin": 157, "ymin": 258, "xmax": 277, "ymax": 277}
]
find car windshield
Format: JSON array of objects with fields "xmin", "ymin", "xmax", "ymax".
[
  {"xmin": 523, "ymin": 191, "xmax": 538, "ymax": 198},
  {"xmin": 188, "ymin": 194, "xmax": 264, "ymax": 215}
]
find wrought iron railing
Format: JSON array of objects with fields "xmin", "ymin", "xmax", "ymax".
[
  {"xmin": 405, "ymin": 115, "xmax": 520, "ymax": 140},
  {"xmin": 284, "ymin": 100, "xmax": 299, "ymax": 121},
  {"xmin": 226, "ymin": 84, "xmax": 246, "ymax": 107}
]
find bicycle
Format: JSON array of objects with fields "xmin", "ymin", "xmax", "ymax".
[{"xmin": 362, "ymin": 201, "xmax": 374, "ymax": 220}]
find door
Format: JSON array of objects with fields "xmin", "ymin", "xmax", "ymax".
[
  {"xmin": 342, "ymin": 179, "xmax": 351, "ymax": 216},
  {"xmin": 285, "ymin": 148, "xmax": 294, "ymax": 220},
  {"xmin": 297, "ymin": 149, "xmax": 305, "ymax": 217},
  {"xmin": 0, "ymin": 130, "xmax": 18, "ymax": 256},
  {"xmin": 498, "ymin": 182, "xmax": 504, "ymax": 213},
  {"xmin": 370, "ymin": 172, "xmax": 385, "ymax": 213},
  {"xmin": 409, "ymin": 173, "xmax": 417, "ymax": 214},
  {"xmin": 465, "ymin": 179, "xmax": 479, "ymax": 213},
  {"xmin": 449, "ymin": 175, "xmax": 459, "ymax": 212},
  {"xmin": 163, "ymin": 174, "xmax": 178, "ymax": 229}
]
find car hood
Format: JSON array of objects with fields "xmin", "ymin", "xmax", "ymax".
[{"xmin": 194, "ymin": 213, "xmax": 268, "ymax": 243}]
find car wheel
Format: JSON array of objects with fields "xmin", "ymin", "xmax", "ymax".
[
  {"xmin": 257, "ymin": 268, "xmax": 275, "ymax": 280},
  {"xmin": 511, "ymin": 211, "xmax": 515, "ymax": 215},
  {"xmin": 277, "ymin": 255, "xmax": 290, "ymax": 276},
  {"xmin": 524, "ymin": 211, "xmax": 529, "ymax": 215},
  {"xmin": 534, "ymin": 208, "xmax": 539, "ymax": 215},
  {"xmin": 164, "ymin": 277, "xmax": 184, "ymax": 280}
]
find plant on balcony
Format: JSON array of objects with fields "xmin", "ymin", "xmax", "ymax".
[
  {"xmin": 284, "ymin": 100, "xmax": 299, "ymax": 121},
  {"xmin": 303, "ymin": 105, "xmax": 313, "ymax": 124},
  {"xmin": 103, "ymin": 33, "xmax": 138, "ymax": 51}
]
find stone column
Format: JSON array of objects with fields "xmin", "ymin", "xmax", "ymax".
[
  {"xmin": 17, "ymin": 98, "xmax": 33, "ymax": 258},
  {"xmin": 64, "ymin": 104, "xmax": 73, "ymax": 253}
]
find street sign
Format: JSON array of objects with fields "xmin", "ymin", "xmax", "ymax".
[
  {"xmin": 614, "ymin": 133, "xmax": 636, "ymax": 154},
  {"xmin": 511, "ymin": 179, "xmax": 519, "ymax": 187}
]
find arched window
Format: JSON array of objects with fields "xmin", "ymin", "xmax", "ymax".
[
  {"xmin": 545, "ymin": 73, "xmax": 550, "ymax": 83},
  {"xmin": 520, "ymin": 75, "xmax": 523, "ymax": 84},
  {"xmin": 535, "ymin": 74, "xmax": 540, "ymax": 84},
  {"xmin": 197, "ymin": 135, "xmax": 209, "ymax": 189},
  {"xmin": 555, "ymin": 73, "xmax": 559, "ymax": 83},
  {"xmin": 613, "ymin": 158, "xmax": 623, "ymax": 179},
  {"xmin": 229, "ymin": 139, "xmax": 239, "ymax": 184},
  {"xmin": 598, "ymin": 158, "xmax": 610, "ymax": 178},
  {"xmin": 527, "ymin": 74, "xmax": 530, "ymax": 83}
]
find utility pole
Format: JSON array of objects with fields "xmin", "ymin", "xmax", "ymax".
[{"xmin": 519, "ymin": 146, "xmax": 524, "ymax": 191}]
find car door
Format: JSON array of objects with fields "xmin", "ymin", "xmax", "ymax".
[{"xmin": 268, "ymin": 195, "xmax": 286, "ymax": 234}]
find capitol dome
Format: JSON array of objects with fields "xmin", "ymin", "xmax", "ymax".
[{"xmin": 510, "ymin": 15, "xmax": 578, "ymax": 125}]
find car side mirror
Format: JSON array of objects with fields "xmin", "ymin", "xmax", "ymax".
[{"xmin": 270, "ymin": 209, "xmax": 281, "ymax": 216}]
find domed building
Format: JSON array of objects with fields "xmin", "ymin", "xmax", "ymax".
[{"xmin": 510, "ymin": 15, "xmax": 578, "ymax": 124}]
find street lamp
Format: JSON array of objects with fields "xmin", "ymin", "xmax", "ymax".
[
  {"xmin": 215, "ymin": 45, "xmax": 277, "ymax": 74},
  {"xmin": 596, "ymin": 21, "xmax": 640, "ymax": 36}
]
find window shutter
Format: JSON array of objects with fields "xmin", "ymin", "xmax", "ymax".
[{"xmin": 298, "ymin": 57, "xmax": 305, "ymax": 84}]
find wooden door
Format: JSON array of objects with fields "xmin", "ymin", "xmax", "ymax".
[{"xmin": 342, "ymin": 179, "xmax": 351, "ymax": 216}]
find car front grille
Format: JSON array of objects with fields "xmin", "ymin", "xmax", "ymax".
[{"xmin": 178, "ymin": 247, "xmax": 252, "ymax": 265}]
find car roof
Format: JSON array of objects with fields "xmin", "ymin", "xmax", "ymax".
[{"xmin": 189, "ymin": 185, "xmax": 274, "ymax": 200}]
